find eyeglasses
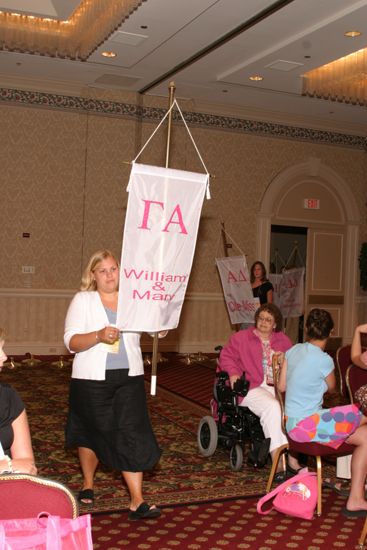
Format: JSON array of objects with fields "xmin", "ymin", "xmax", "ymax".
[{"xmin": 258, "ymin": 315, "xmax": 274, "ymax": 324}]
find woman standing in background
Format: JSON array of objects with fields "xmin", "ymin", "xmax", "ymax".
[{"xmin": 250, "ymin": 261, "xmax": 274, "ymax": 305}]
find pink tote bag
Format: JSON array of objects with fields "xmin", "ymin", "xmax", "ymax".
[
  {"xmin": 257, "ymin": 471, "xmax": 317, "ymax": 520},
  {"xmin": 0, "ymin": 514, "xmax": 93, "ymax": 550}
]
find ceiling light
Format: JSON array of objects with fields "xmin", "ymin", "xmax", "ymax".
[
  {"xmin": 249, "ymin": 75, "xmax": 263, "ymax": 81},
  {"xmin": 0, "ymin": 1, "xmax": 142, "ymax": 60},
  {"xmin": 303, "ymin": 46, "xmax": 367, "ymax": 106},
  {"xmin": 101, "ymin": 51, "xmax": 117, "ymax": 58},
  {"xmin": 344, "ymin": 30, "xmax": 361, "ymax": 38}
]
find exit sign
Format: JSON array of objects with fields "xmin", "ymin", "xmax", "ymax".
[{"xmin": 304, "ymin": 198, "xmax": 320, "ymax": 209}]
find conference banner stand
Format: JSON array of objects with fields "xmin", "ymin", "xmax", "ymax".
[{"xmin": 117, "ymin": 83, "xmax": 211, "ymax": 395}]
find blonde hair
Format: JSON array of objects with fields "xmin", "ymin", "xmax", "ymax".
[
  {"xmin": 80, "ymin": 249, "xmax": 119, "ymax": 291},
  {"xmin": 0, "ymin": 328, "xmax": 4, "ymax": 346}
]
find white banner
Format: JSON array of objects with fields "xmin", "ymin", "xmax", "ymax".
[
  {"xmin": 116, "ymin": 163, "xmax": 208, "ymax": 331},
  {"xmin": 216, "ymin": 255, "xmax": 259, "ymax": 325},
  {"xmin": 269, "ymin": 267, "xmax": 305, "ymax": 318},
  {"xmin": 269, "ymin": 273, "xmax": 283, "ymax": 310}
]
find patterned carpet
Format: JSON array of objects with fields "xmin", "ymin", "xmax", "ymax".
[
  {"xmin": 0, "ymin": 355, "xmax": 288, "ymax": 514},
  {"xmin": 91, "ymin": 488, "xmax": 364, "ymax": 550},
  {"xmin": 3, "ymin": 354, "xmax": 356, "ymax": 549}
]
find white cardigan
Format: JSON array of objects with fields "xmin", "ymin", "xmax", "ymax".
[{"xmin": 64, "ymin": 291, "xmax": 144, "ymax": 380}]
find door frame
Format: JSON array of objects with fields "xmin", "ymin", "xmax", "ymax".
[{"xmin": 256, "ymin": 158, "xmax": 360, "ymax": 344}]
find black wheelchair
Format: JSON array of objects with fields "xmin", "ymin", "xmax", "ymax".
[{"xmin": 197, "ymin": 368, "xmax": 270, "ymax": 471}]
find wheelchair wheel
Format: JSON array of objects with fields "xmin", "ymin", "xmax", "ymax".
[
  {"xmin": 197, "ymin": 416, "xmax": 218, "ymax": 456},
  {"xmin": 229, "ymin": 443, "xmax": 243, "ymax": 471}
]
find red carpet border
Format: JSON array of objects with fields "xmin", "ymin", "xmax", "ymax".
[
  {"xmin": 144, "ymin": 355, "xmax": 216, "ymax": 410},
  {"xmin": 91, "ymin": 489, "xmax": 363, "ymax": 549}
]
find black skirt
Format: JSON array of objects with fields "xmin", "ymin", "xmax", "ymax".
[{"xmin": 65, "ymin": 370, "xmax": 161, "ymax": 472}]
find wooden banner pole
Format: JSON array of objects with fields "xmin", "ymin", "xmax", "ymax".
[{"xmin": 151, "ymin": 82, "xmax": 176, "ymax": 396}]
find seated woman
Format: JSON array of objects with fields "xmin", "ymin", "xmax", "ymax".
[
  {"xmin": 279, "ymin": 309, "xmax": 367, "ymax": 517},
  {"xmin": 219, "ymin": 303, "xmax": 300, "ymax": 478},
  {"xmin": 0, "ymin": 329, "xmax": 37, "ymax": 475}
]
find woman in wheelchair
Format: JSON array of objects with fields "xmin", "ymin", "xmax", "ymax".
[
  {"xmin": 279, "ymin": 309, "xmax": 367, "ymax": 517},
  {"xmin": 220, "ymin": 303, "xmax": 301, "ymax": 479}
]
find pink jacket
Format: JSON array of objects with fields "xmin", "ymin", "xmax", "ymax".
[{"xmin": 219, "ymin": 327, "xmax": 292, "ymax": 390}]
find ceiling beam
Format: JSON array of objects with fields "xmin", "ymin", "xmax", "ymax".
[{"xmin": 139, "ymin": 0, "xmax": 297, "ymax": 94}]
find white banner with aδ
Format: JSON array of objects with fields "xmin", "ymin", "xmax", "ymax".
[
  {"xmin": 116, "ymin": 162, "xmax": 208, "ymax": 331},
  {"xmin": 269, "ymin": 267, "xmax": 305, "ymax": 318},
  {"xmin": 216, "ymin": 255, "xmax": 259, "ymax": 324}
]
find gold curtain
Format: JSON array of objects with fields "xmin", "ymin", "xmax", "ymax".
[
  {"xmin": 0, "ymin": 0, "xmax": 143, "ymax": 60},
  {"xmin": 302, "ymin": 47, "xmax": 367, "ymax": 107}
]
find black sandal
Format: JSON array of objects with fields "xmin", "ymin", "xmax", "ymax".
[
  {"xmin": 78, "ymin": 489, "xmax": 94, "ymax": 505},
  {"xmin": 128, "ymin": 502, "xmax": 161, "ymax": 520}
]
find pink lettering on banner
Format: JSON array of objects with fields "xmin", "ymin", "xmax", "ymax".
[
  {"xmin": 133, "ymin": 289, "xmax": 175, "ymax": 301},
  {"xmin": 162, "ymin": 205, "xmax": 188, "ymax": 234},
  {"xmin": 123, "ymin": 268, "xmax": 188, "ymax": 283},
  {"xmin": 285, "ymin": 278, "xmax": 298, "ymax": 288},
  {"xmin": 138, "ymin": 200, "xmax": 188, "ymax": 234},
  {"xmin": 227, "ymin": 270, "xmax": 248, "ymax": 283},
  {"xmin": 138, "ymin": 200, "xmax": 164, "ymax": 229},
  {"xmin": 228, "ymin": 300, "xmax": 257, "ymax": 312}
]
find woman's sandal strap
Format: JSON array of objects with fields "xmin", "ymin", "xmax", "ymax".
[{"xmin": 78, "ymin": 489, "xmax": 94, "ymax": 503}]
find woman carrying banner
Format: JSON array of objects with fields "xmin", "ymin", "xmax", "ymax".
[
  {"xmin": 250, "ymin": 261, "xmax": 273, "ymax": 305},
  {"xmin": 64, "ymin": 249, "xmax": 161, "ymax": 519},
  {"xmin": 219, "ymin": 303, "xmax": 301, "ymax": 479},
  {"xmin": 279, "ymin": 309, "xmax": 367, "ymax": 517}
]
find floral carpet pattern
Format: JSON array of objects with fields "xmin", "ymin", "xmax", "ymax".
[
  {"xmin": 1, "ymin": 358, "xmax": 283, "ymax": 514},
  {"xmin": 2, "ymin": 356, "xmax": 337, "ymax": 515}
]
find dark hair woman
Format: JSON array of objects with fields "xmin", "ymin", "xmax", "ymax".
[
  {"xmin": 279, "ymin": 308, "xmax": 367, "ymax": 517},
  {"xmin": 250, "ymin": 261, "xmax": 273, "ymax": 305}
]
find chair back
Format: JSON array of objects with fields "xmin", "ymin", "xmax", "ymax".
[
  {"xmin": 336, "ymin": 344, "xmax": 367, "ymax": 400},
  {"xmin": 0, "ymin": 474, "xmax": 78, "ymax": 519},
  {"xmin": 335, "ymin": 344, "xmax": 352, "ymax": 399},
  {"xmin": 346, "ymin": 363, "xmax": 367, "ymax": 404},
  {"xmin": 272, "ymin": 355, "xmax": 286, "ymax": 435}
]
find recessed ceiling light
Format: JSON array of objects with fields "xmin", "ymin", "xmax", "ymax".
[
  {"xmin": 344, "ymin": 30, "xmax": 361, "ymax": 38},
  {"xmin": 101, "ymin": 51, "xmax": 117, "ymax": 58},
  {"xmin": 249, "ymin": 75, "xmax": 263, "ymax": 81}
]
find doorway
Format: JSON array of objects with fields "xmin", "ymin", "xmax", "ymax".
[
  {"xmin": 270, "ymin": 225, "xmax": 307, "ymax": 274},
  {"xmin": 270, "ymin": 225, "xmax": 307, "ymax": 343},
  {"xmin": 256, "ymin": 158, "xmax": 360, "ymax": 345}
]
